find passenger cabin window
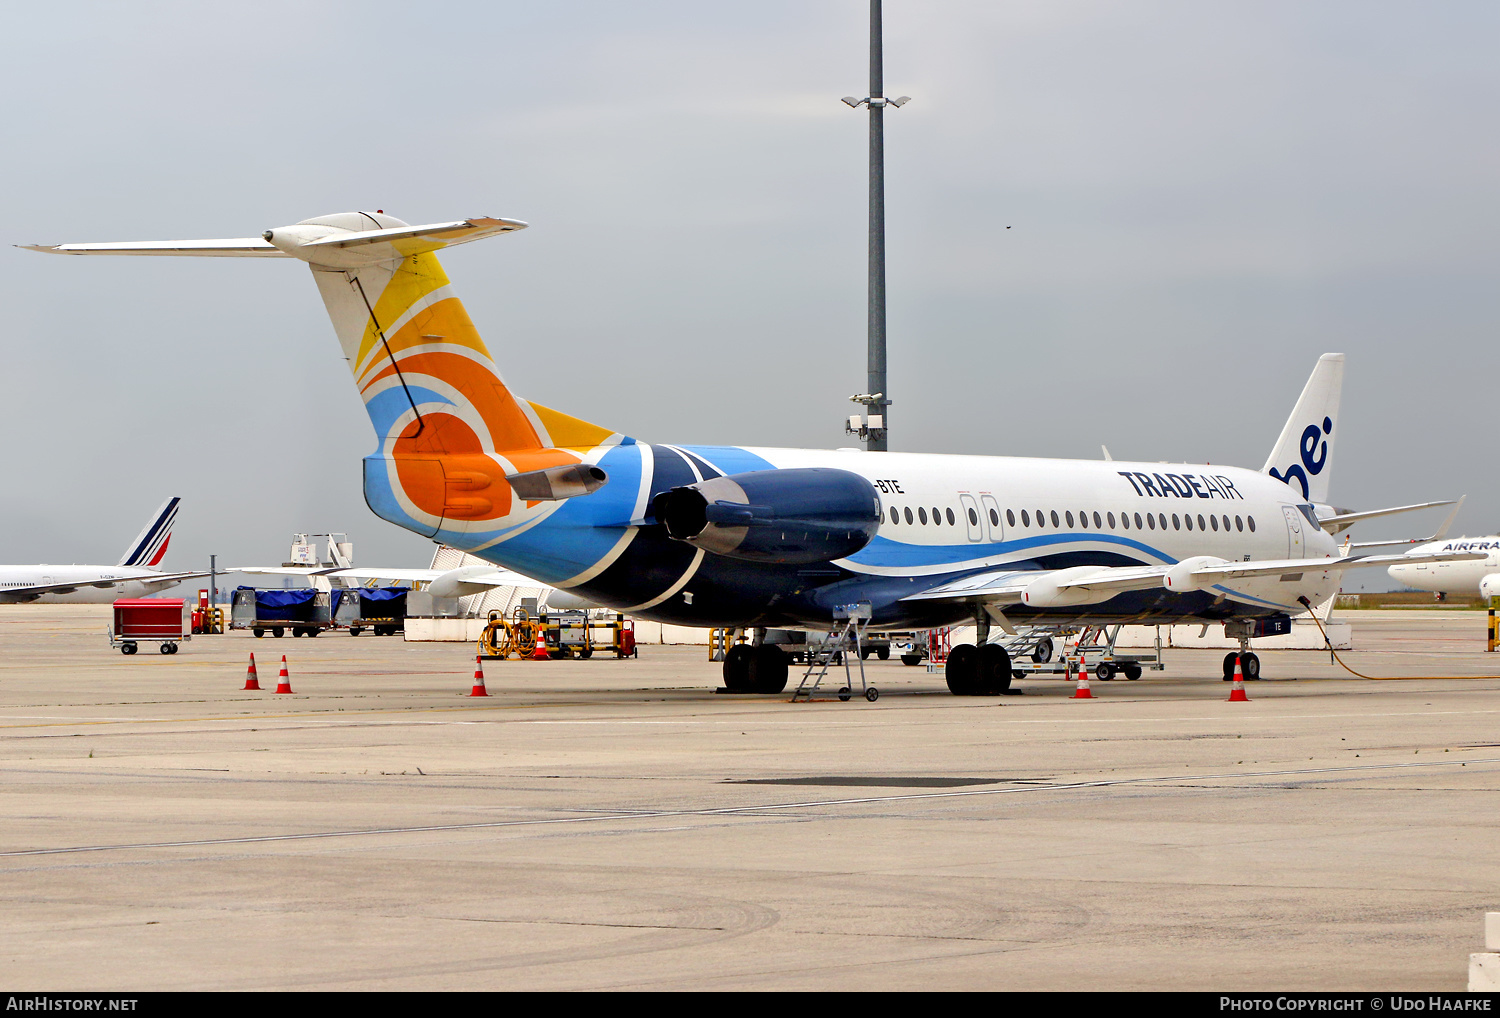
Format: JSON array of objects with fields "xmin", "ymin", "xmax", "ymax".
[
  {"xmin": 1198, "ymin": 514, "xmax": 1206, "ymax": 531},
  {"xmin": 968, "ymin": 508, "xmax": 979, "ymax": 526},
  {"xmin": 1147, "ymin": 513, "xmax": 1155, "ymax": 530},
  {"xmin": 1172, "ymin": 514, "xmax": 1180, "ymax": 530},
  {"xmin": 1093, "ymin": 511, "xmax": 1102, "ymax": 528},
  {"xmin": 946, "ymin": 508, "xmax": 956, "ymax": 525},
  {"xmin": 918, "ymin": 507, "xmax": 927, "ymax": 525},
  {"xmin": 1050, "ymin": 510, "xmax": 1060, "ymax": 527},
  {"xmin": 889, "ymin": 507, "xmax": 899, "ymax": 525},
  {"xmin": 1065, "ymin": 511, "xmax": 1074, "ymax": 528},
  {"xmin": 1134, "ymin": 513, "xmax": 1143, "ymax": 529},
  {"xmin": 1210, "ymin": 515, "xmax": 1218, "ymax": 531},
  {"xmin": 1185, "ymin": 514, "xmax": 1194, "ymax": 531},
  {"xmin": 1158, "ymin": 513, "xmax": 1167, "ymax": 530},
  {"xmin": 905, "ymin": 507, "xmax": 914, "ymax": 525},
  {"xmin": 1021, "ymin": 510, "xmax": 1030, "ymax": 527},
  {"xmin": 1006, "ymin": 509, "xmax": 1015, "ymax": 527},
  {"xmin": 1248, "ymin": 516, "xmax": 1256, "ymax": 532},
  {"xmin": 1222, "ymin": 515, "xmax": 1231, "ymax": 532},
  {"xmin": 1235, "ymin": 516, "xmax": 1243, "ymax": 532},
  {"xmin": 988, "ymin": 508, "xmax": 999, "ymax": 527}
]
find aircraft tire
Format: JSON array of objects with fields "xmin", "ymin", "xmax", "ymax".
[
  {"xmin": 976, "ymin": 644, "xmax": 1012, "ymax": 695},
  {"xmin": 1032, "ymin": 637, "xmax": 1054, "ymax": 664},
  {"xmin": 747, "ymin": 645, "xmax": 788, "ymax": 694},
  {"xmin": 1243, "ymin": 653, "xmax": 1261, "ymax": 680},
  {"xmin": 723, "ymin": 644, "xmax": 754, "ymax": 692},
  {"xmin": 1222, "ymin": 652, "xmax": 1239, "ymax": 680},
  {"xmin": 945, "ymin": 644, "xmax": 979, "ymax": 695}
]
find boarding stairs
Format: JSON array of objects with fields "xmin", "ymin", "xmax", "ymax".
[{"xmin": 792, "ymin": 605, "xmax": 879, "ymax": 702}]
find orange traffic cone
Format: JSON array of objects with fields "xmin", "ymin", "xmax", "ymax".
[
  {"xmin": 1071, "ymin": 659, "xmax": 1093, "ymax": 699},
  {"xmin": 243, "ymin": 653, "xmax": 261, "ymax": 690},
  {"xmin": 274, "ymin": 655, "xmax": 294, "ymax": 694},
  {"xmin": 529, "ymin": 637, "xmax": 549, "ymax": 661},
  {"xmin": 470, "ymin": 655, "xmax": 489, "ymax": 697},
  {"xmin": 1228, "ymin": 656, "xmax": 1249, "ymax": 702}
]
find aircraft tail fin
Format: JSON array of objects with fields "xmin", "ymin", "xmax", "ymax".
[
  {"xmin": 1261, "ymin": 353, "xmax": 1344, "ymax": 503},
  {"xmin": 118, "ymin": 497, "xmax": 180, "ymax": 568},
  {"xmin": 29, "ymin": 214, "xmax": 626, "ymax": 547}
]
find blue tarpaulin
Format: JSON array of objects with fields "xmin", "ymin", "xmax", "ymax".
[{"xmin": 239, "ymin": 586, "xmax": 319, "ymax": 622}]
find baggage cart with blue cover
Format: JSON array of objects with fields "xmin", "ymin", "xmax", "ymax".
[
  {"xmin": 332, "ymin": 587, "xmax": 409, "ymax": 636},
  {"xmin": 230, "ymin": 587, "xmax": 333, "ymax": 638}
]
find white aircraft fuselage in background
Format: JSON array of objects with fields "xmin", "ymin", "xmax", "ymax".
[
  {"xmin": 1389, "ymin": 538, "xmax": 1500, "ymax": 598},
  {"xmin": 0, "ymin": 497, "xmax": 208, "ymax": 604}
]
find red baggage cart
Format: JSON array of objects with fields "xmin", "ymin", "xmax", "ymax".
[{"xmin": 110, "ymin": 598, "xmax": 190, "ymax": 655}]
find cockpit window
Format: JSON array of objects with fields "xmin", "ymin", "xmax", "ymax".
[{"xmin": 1298, "ymin": 504, "xmax": 1320, "ymax": 528}]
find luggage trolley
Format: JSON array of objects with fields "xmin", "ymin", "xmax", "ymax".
[{"xmin": 110, "ymin": 598, "xmax": 190, "ymax": 655}]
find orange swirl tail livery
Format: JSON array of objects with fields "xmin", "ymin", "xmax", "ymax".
[{"xmin": 27, "ymin": 213, "xmax": 624, "ymax": 549}]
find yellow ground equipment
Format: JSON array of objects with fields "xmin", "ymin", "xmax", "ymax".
[{"xmin": 479, "ymin": 609, "xmax": 637, "ymax": 660}]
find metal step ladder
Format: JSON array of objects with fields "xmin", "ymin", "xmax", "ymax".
[{"xmin": 792, "ymin": 604, "xmax": 879, "ymax": 702}]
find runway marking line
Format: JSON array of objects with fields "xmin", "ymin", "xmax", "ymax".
[{"xmin": 2, "ymin": 755, "xmax": 1496, "ymax": 860}]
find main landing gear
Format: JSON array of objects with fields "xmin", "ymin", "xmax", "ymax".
[
  {"xmin": 723, "ymin": 643, "xmax": 790, "ymax": 694},
  {"xmin": 945, "ymin": 610, "xmax": 1013, "ymax": 696}
]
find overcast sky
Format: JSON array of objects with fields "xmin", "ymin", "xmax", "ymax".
[{"xmin": 2, "ymin": 1, "xmax": 1495, "ymax": 590}]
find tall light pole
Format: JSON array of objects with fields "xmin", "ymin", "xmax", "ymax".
[{"xmin": 843, "ymin": 0, "xmax": 909, "ymax": 452}]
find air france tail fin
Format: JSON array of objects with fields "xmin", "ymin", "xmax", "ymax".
[
  {"xmin": 118, "ymin": 497, "xmax": 180, "ymax": 567},
  {"xmin": 1262, "ymin": 353, "xmax": 1344, "ymax": 504}
]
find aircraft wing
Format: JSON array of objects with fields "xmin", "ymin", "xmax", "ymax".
[
  {"xmin": 901, "ymin": 549, "xmax": 1488, "ymax": 608},
  {"xmin": 0, "ymin": 570, "xmax": 213, "ymax": 599},
  {"xmin": 901, "ymin": 565, "xmax": 1166, "ymax": 604}
]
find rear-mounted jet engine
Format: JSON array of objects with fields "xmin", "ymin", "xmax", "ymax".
[{"xmin": 653, "ymin": 468, "xmax": 881, "ymax": 565}]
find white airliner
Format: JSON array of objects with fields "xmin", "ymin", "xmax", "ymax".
[
  {"xmin": 1389, "ymin": 537, "xmax": 1500, "ymax": 598},
  {"xmin": 25, "ymin": 213, "xmax": 1483, "ymax": 693},
  {"xmin": 0, "ymin": 498, "xmax": 210, "ymax": 603}
]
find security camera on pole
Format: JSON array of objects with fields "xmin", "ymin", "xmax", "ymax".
[{"xmin": 841, "ymin": 0, "xmax": 910, "ymax": 453}]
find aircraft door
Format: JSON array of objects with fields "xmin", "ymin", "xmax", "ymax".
[
  {"xmin": 980, "ymin": 494, "xmax": 1005, "ymax": 543},
  {"xmin": 958, "ymin": 494, "xmax": 983, "ymax": 542},
  {"xmin": 1282, "ymin": 506, "xmax": 1304, "ymax": 558}
]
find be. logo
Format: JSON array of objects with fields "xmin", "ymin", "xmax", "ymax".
[{"xmin": 1269, "ymin": 416, "xmax": 1332, "ymax": 500}]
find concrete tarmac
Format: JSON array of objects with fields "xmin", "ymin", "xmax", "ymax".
[{"xmin": 1, "ymin": 605, "xmax": 1497, "ymax": 990}]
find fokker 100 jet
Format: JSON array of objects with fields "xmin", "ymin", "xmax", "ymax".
[
  {"xmin": 26, "ymin": 213, "xmax": 1480, "ymax": 692},
  {"xmin": 0, "ymin": 497, "xmax": 209, "ymax": 603}
]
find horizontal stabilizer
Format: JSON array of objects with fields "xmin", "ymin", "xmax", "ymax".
[
  {"xmin": 1316, "ymin": 499, "xmax": 1456, "ymax": 532},
  {"xmin": 21, "ymin": 238, "xmax": 284, "ymax": 257},
  {"xmin": 300, "ymin": 218, "xmax": 526, "ymax": 253}
]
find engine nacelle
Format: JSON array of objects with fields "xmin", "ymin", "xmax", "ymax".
[
  {"xmin": 652, "ymin": 468, "xmax": 881, "ymax": 565},
  {"xmin": 1480, "ymin": 574, "xmax": 1500, "ymax": 599}
]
